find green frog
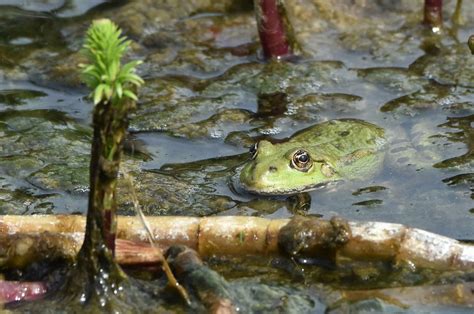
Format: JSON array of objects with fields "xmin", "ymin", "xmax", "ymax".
[{"xmin": 239, "ymin": 119, "xmax": 386, "ymax": 195}]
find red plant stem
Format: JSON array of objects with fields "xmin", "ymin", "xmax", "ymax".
[
  {"xmin": 423, "ymin": 0, "xmax": 443, "ymax": 27},
  {"xmin": 255, "ymin": 0, "xmax": 292, "ymax": 59}
]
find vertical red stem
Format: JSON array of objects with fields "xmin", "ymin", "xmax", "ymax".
[
  {"xmin": 255, "ymin": 0, "xmax": 292, "ymax": 59},
  {"xmin": 423, "ymin": 0, "xmax": 443, "ymax": 28}
]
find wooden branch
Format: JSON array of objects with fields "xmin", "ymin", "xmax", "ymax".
[
  {"xmin": 1, "ymin": 215, "xmax": 473, "ymax": 272},
  {"xmin": 254, "ymin": 0, "xmax": 299, "ymax": 59}
]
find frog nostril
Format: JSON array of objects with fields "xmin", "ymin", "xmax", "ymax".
[{"xmin": 268, "ymin": 166, "xmax": 277, "ymax": 172}]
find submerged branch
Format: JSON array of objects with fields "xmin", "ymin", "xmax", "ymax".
[
  {"xmin": 1, "ymin": 215, "xmax": 473, "ymax": 271},
  {"xmin": 166, "ymin": 246, "xmax": 236, "ymax": 314}
]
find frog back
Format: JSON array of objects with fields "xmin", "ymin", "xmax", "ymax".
[{"xmin": 289, "ymin": 119, "xmax": 386, "ymax": 156}]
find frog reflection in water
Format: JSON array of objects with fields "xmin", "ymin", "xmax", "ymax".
[{"xmin": 239, "ymin": 119, "xmax": 386, "ymax": 195}]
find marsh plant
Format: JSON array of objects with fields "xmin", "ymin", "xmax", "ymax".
[{"xmin": 21, "ymin": 19, "xmax": 152, "ymax": 311}]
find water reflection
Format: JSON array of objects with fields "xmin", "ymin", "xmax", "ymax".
[{"xmin": 0, "ymin": 0, "xmax": 472, "ymax": 241}]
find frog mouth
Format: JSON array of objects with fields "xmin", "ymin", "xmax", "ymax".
[{"xmin": 239, "ymin": 181, "xmax": 334, "ymax": 196}]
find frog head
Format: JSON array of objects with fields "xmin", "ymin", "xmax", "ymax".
[{"xmin": 239, "ymin": 140, "xmax": 339, "ymax": 195}]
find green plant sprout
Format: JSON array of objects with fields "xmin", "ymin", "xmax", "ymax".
[{"xmin": 81, "ymin": 19, "xmax": 143, "ymax": 106}]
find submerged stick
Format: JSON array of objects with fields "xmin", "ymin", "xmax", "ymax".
[
  {"xmin": 166, "ymin": 246, "xmax": 236, "ymax": 314},
  {"xmin": 1, "ymin": 215, "xmax": 473, "ymax": 271}
]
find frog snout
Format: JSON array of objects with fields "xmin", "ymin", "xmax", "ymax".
[{"xmin": 240, "ymin": 163, "xmax": 277, "ymax": 189}]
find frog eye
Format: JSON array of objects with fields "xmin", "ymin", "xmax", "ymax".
[
  {"xmin": 291, "ymin": 149, "xmax": 312, "ymax": 171},
  {"xmin": 249, "ymin": 142, "xmax": 258, "ymax": 159}
]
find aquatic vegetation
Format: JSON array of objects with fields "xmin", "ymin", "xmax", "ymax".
[
  {"xmin": 0, "ymin": 1, "xmax": 473, "ymax": 312},
  {"xmin": 7, "ymin": 19, "xmax": 153, "ymax": 312}
]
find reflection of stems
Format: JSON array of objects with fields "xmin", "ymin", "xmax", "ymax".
[
  {"xmin": 332, "ymin": 282, "xmax": 474, "ymax": 309},
  {"xmin": 50, "ymin": 0, "xmax": 74, "ymax": 15},
  {"xmin": 452, "ymin": 0, "xmax": 463, "ymax": 25},
  {"xmin": 423, "ymin": 0, "xmax": 443, "ymax": 28}
]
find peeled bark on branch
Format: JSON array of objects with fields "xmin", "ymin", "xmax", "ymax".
[{"xmin": 1, "ymin": 215, "xmax": 473, "ymax": 271}]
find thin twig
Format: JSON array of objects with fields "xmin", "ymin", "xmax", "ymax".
[{"xmin": 123, "ymin": 172, "xmax": 191, "ymax": 305}]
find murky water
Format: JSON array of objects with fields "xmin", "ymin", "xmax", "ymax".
[
  {"xmin": 0, "ymin": 0, "xmax": 472, "ymax": 235},
  {"xmin": 0, "ymin": 0, "xmax": 473, "ymax": 311}
]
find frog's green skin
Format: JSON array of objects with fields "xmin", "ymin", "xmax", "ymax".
[{"xmin": 239, "ymin": 119, "xmax": 386, "ymax": 195}]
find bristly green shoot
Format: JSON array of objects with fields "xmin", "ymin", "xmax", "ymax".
[{"xmin": 80, "ymin": 19, "xmax": 144, "ymax": 105}]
